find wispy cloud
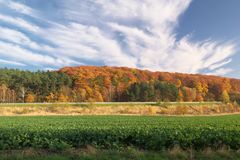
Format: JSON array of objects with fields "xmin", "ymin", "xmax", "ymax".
[
  {"xmin": 0, "ymin": 14, "xmax": 39, "ymax": 32},
  {"xmin": 0, "ymin": 0, "xmax": 237, "ymax": 76},
  {"xmin": 206, "ymin": 68, "xmax": 234, "ymax": 76},
  {"xmin": 0, "ymin": 26, "xmax": 53, "ymax": 51},
  {"xmin": 0, "ymin": 0, "xmax": 34, "ymax": 15},
  {"xmin": 41, "ymin": 23, "xmax": 137, "ymax": 67},
  {"xmin": 0, "ymin": 41, "xmax": 80, "ymax": 67},
  {"xmin": 51, "ymin": 0, "xmax": 236, "ymax": 75},
  {"xmin": 0, "ymin": 58, "xmax": 26, "ymax": 66}
]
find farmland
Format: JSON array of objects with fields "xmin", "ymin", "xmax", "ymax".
[
  {"xmin": 0, "ymin": 103, "xmax": 239, "ymax": 159},
  {"xmin": 0, "ymin": 115, "xmax": 239, "ymax": 151}
]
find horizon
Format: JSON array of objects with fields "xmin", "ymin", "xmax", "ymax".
[
  {"xmin": 1, "ymin": 65, "xmax": 239, "ymax": 80},
  {"xmin": 0, "ymin": 0, "xmax": 240, "ymax": 78}
]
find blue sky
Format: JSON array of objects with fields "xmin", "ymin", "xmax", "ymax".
[{"xmin": 0, "ymin": 0, "xmax": 239, "ymax": 78}]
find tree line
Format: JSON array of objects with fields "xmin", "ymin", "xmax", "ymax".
[
  {"xmin": 0, "ymin": 68, "xmax": 72, "ymax": 103},
  {"xmin": 0, "ymin": 66, "xmax": 239, "ymax": 103}
]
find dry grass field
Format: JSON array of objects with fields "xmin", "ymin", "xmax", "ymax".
[{"xmin": 0, "ymin": 102, "xmax": 238, "ymax": 116}]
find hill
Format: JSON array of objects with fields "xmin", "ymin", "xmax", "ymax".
[
  {"xmin": 0, "ymin": 66, "xmax": 239, "ymax": 103},
  {"xmin": 59, "ymin": 66, "xmax": 240, "ymax": 103}
]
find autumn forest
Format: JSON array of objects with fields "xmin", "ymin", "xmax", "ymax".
[{"xmin": 0, "ymin": 66, "xmax": 239, "ymax": 103}]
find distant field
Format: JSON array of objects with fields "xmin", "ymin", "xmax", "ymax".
[
  {"xmin": 0, "ymin": 101, "xmax": 238, "ymax": 116},
  {"xmin": 0, "ymin": 101, "xmax": 222, "ymax": 107}
]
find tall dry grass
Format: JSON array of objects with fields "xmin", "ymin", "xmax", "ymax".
[{"xmin": 0, "ymin": 103, "xmax": 239, "ymax": 116}]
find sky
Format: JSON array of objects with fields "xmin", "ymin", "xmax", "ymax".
[{"xmin": 0, "ymin": 0, "xmax": 239, "ymax": 78}]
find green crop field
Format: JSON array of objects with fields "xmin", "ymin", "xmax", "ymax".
[{"xmin": 0, "ymin": 115, "xmax": 239, "ymax": 151}]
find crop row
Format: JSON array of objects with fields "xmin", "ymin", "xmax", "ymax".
[{"xmin": 0, "ymin": 115, "xmax": 239, "ymax": 151}]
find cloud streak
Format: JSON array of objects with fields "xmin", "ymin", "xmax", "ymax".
[
  {"xmin": 0, "ymin": 58, "xmax": 26, "ymax": 66},
  {"xmin": 0, "ymin": 0, "xmax": 237, "ymax": 76},
  {"xmin": 0, "ymin": 26, "xmax": 53, "ymax": 51},
  {"xmin": 0, "ymin": 0, "xmax": 34, "ymax": 15},
  {"xmin": 0, "ymin": 14, "xmax": 39, "ymax": 32}
]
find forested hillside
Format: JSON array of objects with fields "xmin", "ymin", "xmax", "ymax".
[
  {"xmin": 0, "ymin": 69, "xmax": 72, "ymax": 102},
  {"xmin": 0, "ymin": 66, "xmax": 240, "ymax": 103}
]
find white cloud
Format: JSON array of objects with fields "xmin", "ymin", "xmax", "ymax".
[
  {"xmin": 207, "ymin": 68, "xmax": 233, "ymax": 76},
  {"xmin": 0, "ymin": 0, "xmax": 237, "ymax": 76},
  {"xmin": 0, "ymin": 41, "xmax": 80, "ymax": 67},
  {"xmin": 41, "ymin": 23, "xmax": 137, "ymax": 67},
  {"xmin": 43, "ymin": 67, "xmax": 57, "ymax": 71},
  {"xmin": 0, "ymin": 14, "xmax": 39, "ymax": 32},
  {"xmin": 0, "ymin": 58, "xmax": 26, "ymax": 66},
  {"xmin": 0, "ymin": 0, "xmax": 34, "ymax": 15},
  {"xmin": 56, "ymin": 0, "xmax": 236, "ymax": 75},
  {"xmin": 98, "ymin": 0, "xmax": 191, "ymax": 28},
  {"xmin": 208, "ymin": 59, "xmax": 232, "ymax": 71},
  {"xmin": 0, "ymin": 26, "xmax": 53, "ymax": 51}
]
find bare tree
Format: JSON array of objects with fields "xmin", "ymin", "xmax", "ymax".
[{"xmin": 20, "ymin": 87, "xmax": 26, "ymax": 103}]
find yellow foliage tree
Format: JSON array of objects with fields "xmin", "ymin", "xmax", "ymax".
[
  {"xmin": 25, "ymin": 93, "xmax": 35, "ymax": 103},
  {"xmin": 196, "ymin": 93, "xmax": 204, "ymax": 102},
  {"xmin": 195, "ymin": 82, "xmax": 208, "ymax": 101},
  {"xmin": 221, "ymin": 90, "xmax": 230, "ymax": 103},
  {"xmin": 57, "ymin": 93, "xmax": 68, "ymax": 102},
  {"xmin": 94, "ymin": 91, "xmax": 104, "ymax": 102},
  {"xmin": 45, "ymin": 93, "xmax": 55, "ymax": 102},
  {"xmin": 79, "ymin": 88, "xmax": 87, "ymax": 101},
  {"xmin": 195, "ymin": 82, "xmax": 203, "ymax": 93},
  {"xmin": 175, "ymin": 79, "xmax": 182, "ymax": 88},
  {"xmin": 222, "ymin": 79, "xmax": 231, "ymax": 92},
  {"xmin": 202, "ymin": 83, "xmax": 208, "ymax": 97},
  {"xmin": 178, "ymin": 90, "xmax": 184, "ymax": 102}
]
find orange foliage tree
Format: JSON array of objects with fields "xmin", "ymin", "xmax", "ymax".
[
  {"xmin": 25, "ymin": 93, "xmax": 35, "ymax": 103},
  {"xmin": 59, "ymin": 66, "xmax": 240, "ymax": 102},
  {"xmin": 57, "ymin": 93, "xmax": 68, "ymax": 102}
]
